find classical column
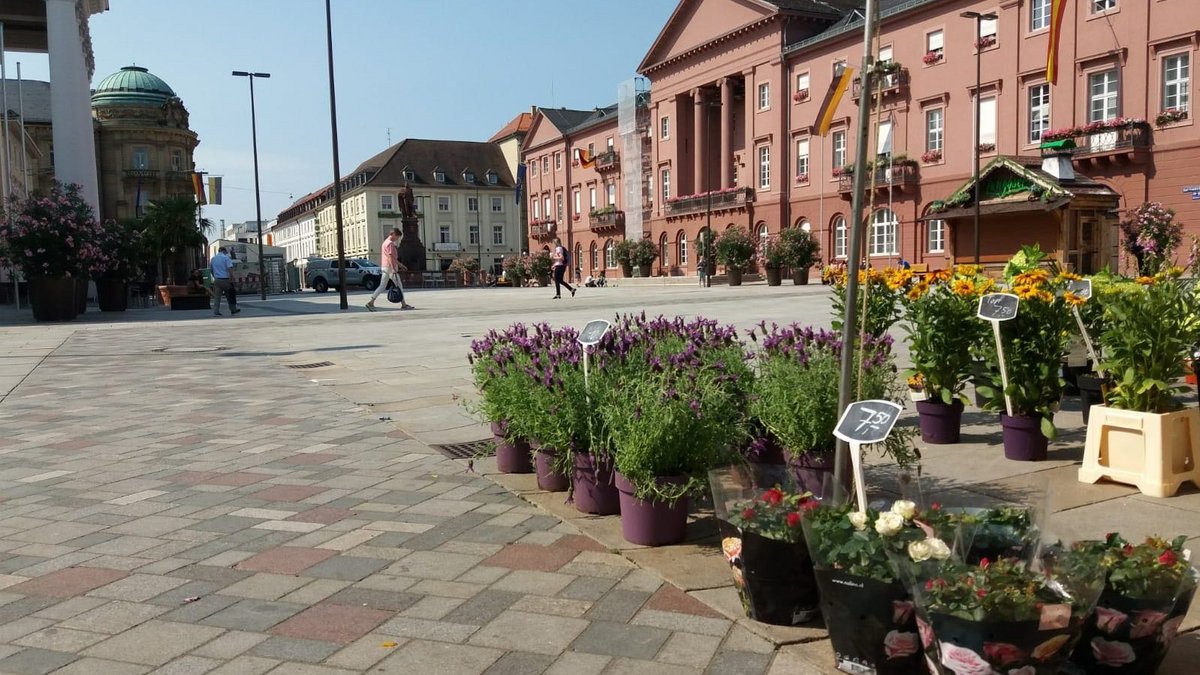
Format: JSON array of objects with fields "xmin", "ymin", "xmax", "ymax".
[
  {"xmin": 719, "ymin": 77, "xmax": 733, "ymax": 189},
  {"xmin": 692, "ymin": 89, "xmax": 705, "ymax": 194},
  {"xmin": 45, "ymin": 0, "xmax": 101, "ymax": 215},
  {"xmin": 743, "ymin": 70, "xmax": 755, "ymax": 186}
]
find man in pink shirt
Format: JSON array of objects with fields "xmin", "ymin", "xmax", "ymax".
[{"xmin": 366, "ymin": 228, "xmax": 414, "ymax": 311}]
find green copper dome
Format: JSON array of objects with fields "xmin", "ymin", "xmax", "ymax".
[{"xmin": 91, "ymin": 66, "xmax": 176, "ymax": 106}]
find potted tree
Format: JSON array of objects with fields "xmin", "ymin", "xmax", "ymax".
[
  {"xmin": 529, "ymin": 251, "xmax": 553, "ymax": 287},
  {"xmin": 758, "ymin": 234, "xmax": 788, "ymax": 286},
  {"xmin": 715, "ymin": 225, "xmax": 755, "ymax": 286},
  {"xmin": 93, "ymin": 220, "xmax": 144, "ymax": 312},
  {"xmin": 613, "ymin": 239, "xmax": 636, "ymax": 277},
  {"xmin": 142, "ymin": 196, "xmax": 207, "ymax": 289},
  {"xmin": 901, "ymin": 265, "xmax": 993, "ymax": 443},
  {"xmin": 501, "ymin": 254, "xmax": 529, "ymax": 287},
  {"xmin": 631, "ymin": 238, "xmax": 657, "ymax": 278},
  {"xmin": 449, "ymin": 255, "xmax": 481, "ymax": 286},
  {"xmin": 780, "ymin": 227, "xmax": 820, "ymax": 285}
]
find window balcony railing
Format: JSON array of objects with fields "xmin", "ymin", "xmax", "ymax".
[
  {"xmin": 589, "ymin": 209, "xmax": 624, "ymax": 233},
  {"xmin": 165, "ymin": 170, "xmax": 193, "ymax": 182},
  {"xmin": 1040, "ymin": 120, "xmax": 1152, "ymax": 163},
  {"xmin": 664, "ymin": 187, "xmax": 755, "ymax": 217},
  {"xmin": 594, "ymin": 150, "xmax": 620, "ymax": 172},
  {"xmin": 531, "ymin": 221, "xmax": 557, "ymax": 239},
  {"xmin": 852, "ymin": 67, "xmax": 908, "ymax": 99},
  {"xmin": 837, "ymin": 162, "xmax": 919, "ymax": 194},
  {"xmin": 432, "ymin": 242, "xmax": 462, "ymax": 252},
  {"xmin": 123, "ymin": 168, "xmax": 159, "ymax": 179}
]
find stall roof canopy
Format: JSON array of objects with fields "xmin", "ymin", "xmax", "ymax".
[{"xmin": 920, "ymin": 156, "xmax": 1119, "ymax": 221}]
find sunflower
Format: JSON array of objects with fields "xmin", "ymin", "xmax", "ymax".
[
  {"xmin": 1014, "ymin": 269, "xmax": 1050, "ymax": 287},
  {"xmin": 951, "ymin": 278, "xmax": 976, "ymax": 296},
  {"xmin": 1056, "ymin": 271, "xmax": 1082, "ymax": 282},
  {"xmin": 977, "ymin": 278, "xmax": 996, "ymax": 294},
  {"xmin": 1036, "ymin": 290, "xmax": 1056, "ymax": 304},
  {"xmin": 885, "ymin": 268, "xmax": 913, "ymax": 290},
  {"xmin": 1063, "ymin": 291, "xmax": 1087, "ymax": 307},
  {"xmin": 929, "ymin": 269, "xmax": 953, "ymax": 283},
  {"xmin": 1164, "ymin": 266, "xmax": 1185, "ymax": 278},
  {"xmin": 906, "ymin": 282, "xmax": 930, "ymax": 301},
  {"xmin": 1014, "ymin": 284, "xmax": 1040, "ymax": 300},
  {"xmin": 955, "ymin": 264, "xmax": 981, "ymax": 276},
  {"xmin": 1136, "ymin": 276, "xmax": 1157, "ymax": 286}
]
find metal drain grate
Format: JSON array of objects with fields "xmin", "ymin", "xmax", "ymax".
[
  {"xmin": 153, "ymin": 346, "xmax": 229, "ymax": 353},
  {"xmin": 286, "ymin": 361, "xmax": 334, "ymax": 369},
  {"xmin": 431, "ymin": 440, "xmax": 495, "ymax": 460}
]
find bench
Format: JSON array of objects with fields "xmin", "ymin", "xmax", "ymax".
[
  {"xmin": 910, "ymin": 263, "xmax": 929, "ymax": 278},
  {"xmin": 158, "ymin": 285, "xmax": 211, "ymax": 311}
]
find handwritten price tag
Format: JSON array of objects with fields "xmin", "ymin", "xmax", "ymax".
[
  {"xmin": 577, "ymin": 319, "xmax": 611, "ymax": 346},
  {"xmin": 834, "ymin": 400, "xmax": 903, "ymax": 445},
  {"xmin": 1065, "ymin": 279, "xmax": 1092, "ymax": 300},
  {"xmin": 977, "ymin": 293, "xmax": 1020, "ymax": 321}
]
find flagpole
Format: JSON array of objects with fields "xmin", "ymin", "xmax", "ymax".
[
  {"xmin": 17, "ymin": 62, "xmax": 28, "ymax": 194},
  {"xmin": 1, "ymin": 22, "xmax": 11, "ymax": 209}
]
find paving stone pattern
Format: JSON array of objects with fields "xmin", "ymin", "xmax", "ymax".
[{"xmin": 0, "ymin": 327, "xmax": 776, "ymax": 674}]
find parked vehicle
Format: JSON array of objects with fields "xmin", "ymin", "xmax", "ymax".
[{"xmin": 304, "ymin": 258, "xmax": 381, "ymax": 293}]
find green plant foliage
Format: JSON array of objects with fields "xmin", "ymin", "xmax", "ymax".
[
  {"xmin": 827, "ymin": 267, "xmax": 911, "ymax": 339},
  {"xmin": 528, "ymin": 251, "xmax": 553, "ymax": 279},
  {"xmin": 778, "ymin": 227, "xmax": 822, "ymax": 268},
  {"xmin": 613, "ymin": 239, "xmax": 637, "ymax": 269},
  {"xmin": 901, "ymin": 266, "xmax": 994, "ymax": 404},
  {"xmin": 714, "ymin": 225, "xmax": 756, "ymax": 269}
]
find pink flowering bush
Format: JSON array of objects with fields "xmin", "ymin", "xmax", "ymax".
[
  {"xmin": 1120, "ymin": 201, "xmax": 1182, "ymax": 276},
  {"xmin": 0, "ymin": 183, "xmax": 103, "ymax": 279}
]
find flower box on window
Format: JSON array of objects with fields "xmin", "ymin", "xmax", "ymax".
[
  {"xmin": 793, "ymin": 89, "xmax": 809, "ymax": 103},
  {"xmin": 922, "ymin": 51, "xmax": 943, "ymax": 65},
  {"xmin": 977, "ymin": 143, "xmax": 996, "ymax": 153},
  {"xmin": 795, "ymin": 173, "xmax": 809, "ymax": 184},
  {"xmin": 974, "ymin": 35, "xmax": 996, "ymax": 50},
  {"xmin": 1156, "ymin": 109, "xmax": 1189, "ymax": 127},
  {"xmin": 921, "ymin": 150, "xmax": 943, "ymax": 164}
]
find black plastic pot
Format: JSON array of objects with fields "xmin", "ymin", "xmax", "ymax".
[
  {"xmin": 815, "ymin": 571, "xmax": 922, "ymax": 674},
  {"xmin": 720, "ymin": 527, "xmax": 818, "ymax": 626}
]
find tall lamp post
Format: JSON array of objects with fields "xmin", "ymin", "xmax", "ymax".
[
  {"xmin": 961, "ymin": 11, "xmax": 996, "ymax": 265},
  {"xmin": 324, "ymin": 0, "xmax": 349, "ymax": 309},
  {"xmin": 475, "ymin": 185, "xmax": 482, "ymax": 272},
  {"xmin": 701, "ymin": 96, "xmax": 721, "ymax": 288},
  {"xmin": 231, "ymin": 70, "xmax": 270, "ymax": 300}
]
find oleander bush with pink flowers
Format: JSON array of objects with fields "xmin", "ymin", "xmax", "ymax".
[{"xmin": 0, "ymin": 182, "xmax": 105, "ymax": 279}]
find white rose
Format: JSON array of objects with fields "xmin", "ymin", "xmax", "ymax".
[
  {"xmin": 891, "ymin": 500, "xmax": 917, "ymax": 520},
  {"xmin": 848, "ymin": 512, "xmax": 869, "ymax": 531},
  {"xmin": 875, "ymin": 512, "xmax": 905, "ymax": 537},
  {"xmin": 927, "ymin": 537, "xmax": 952, "ymax": 560},
  {"xmin": 908, "ymin": 539, "xmax": 933, "ymax": 562}
]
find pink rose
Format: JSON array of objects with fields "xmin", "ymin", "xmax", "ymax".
[
  {"xmin": 1091, "ymin": 638, "xmax": 1136, "ymax": 667},
  {"xmin": 939, "ymin": 642, "xmax": 992, "ymax": 675},
  {"xmin": 1094, "ymin": 606, "xmax": 1128, "ymax": 634},
  {"xmin": 1160, "ymin": 615, "xmax": 1184, "ymax": 644},
  {"xmin": 984, "ymin": 642, "xmax": 1027, "ymax": 666},
  {"xmin": 892, "ymin": 600, "xmax": 914, "ymax": 625},
  {"xmin": 1129, "ymin": 610, "xmax": 1168, "ymax": 639},
  {"xmin": 884, "ymin": 630, "xmax": 919, "ymax": 660},
  {"xmin": 917, "ymin": 616, "xmax": 935, "ymax": 648}
]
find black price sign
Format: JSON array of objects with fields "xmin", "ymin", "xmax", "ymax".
[
  {"xmin": 977, "ymin": 293, "xmax": 1020, "ymax": 322},
  {"xmin": 578, "ymin": 319, "xmax": 611, "ymax": 346},
  {"xmin": 1065, "ymin": 279, "xmax": 1092, "ymax": 300},
  {"xmin": 834, "ymin": 400, "xmax": 903, "ymax": 445}
]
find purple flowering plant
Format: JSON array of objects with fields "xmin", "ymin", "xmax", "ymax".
[
  {"xmin": 0, "ymin": 182, "xmax": 105, "ymax": 279},
  {"xmin": 1120, "ymin": 202, "xmax": 1182, "ymax": 276}
]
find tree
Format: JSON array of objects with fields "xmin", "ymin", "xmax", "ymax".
[{"xmin": 140, "ymin": 197, "xmax": 208, "ymax": 284}]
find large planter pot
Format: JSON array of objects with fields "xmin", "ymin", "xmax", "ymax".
[
  {"xmin": 96, "ymin": 278, "xmax": 128, "ymax": 312},
  {"xmin": 536, "ymin": 275, "xmax": 550, "ymax": 287},
  {"xmin": 28, "ymin": 277, "xmax": 78, "ymax": 322},
  {"xmin": 789, "ymin": 450, "xmax": 835, "ymax": 495},
  {"xmin": 1000, "ymin": 413, "xmax": 1049, "ymax": 461},
  {"xmin": 792, "ymin": 267, "xmax": 811, "ymax": 285},
  {"xmin": 620, "ymin": 264, "xmax": 633, "ymax": 278},
  {"xmin": 765, "ymin": 267, "xmax": 783, "ymax": 286},
  {"xmin": 916, "ymin": 399, "xmax": 965, "ymax": 444},
  {"xmin": 721, "ymin": 529, "xmax": 818, "ymax": 625},
  {"xmin": 490, "ymin": 421, "xmax": 534, "ymax": 474},
  {"xmin": 74, "ymin": 277, "xmax": 88, "ymax": 315},
  {"xmin": 535, "ymin": 450, "xmax": 570, "ymax": 492},
  {"xmin": 813, "ymin": 572, "xmax": 922, "ymax": 674},
  {"xmin": 1077, "ymin": 374, "xmax": 1108, "ymax": 425},
  {"xmin": 727, "ymin": 268, "xmax": 744, "ymax": 286},
  {"xmin": 614, "ymin": 471, "xmax": 688, "ymax": 546},
  {"xmin": 1079, "ymin": 406, "xmax": 1200, "ymax": 498},
  {"xmin": 572, "ymin": 452, "xmax": 619, "ymax": 515},
  {"xmin": 637, "ymin": 263, "xmax": 652, "ymax": 278}
]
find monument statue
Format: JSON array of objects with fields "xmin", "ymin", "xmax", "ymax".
[{"xmin": 397, "ymin": 183, "xmax": 426, "ymax": 271}]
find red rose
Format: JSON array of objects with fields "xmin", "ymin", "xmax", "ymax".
[
  {"xmin": 1159, "ymin": 550, "xmax": 1178, "ymax": 566},
  {"xmin": 976, "ymin": 589, "xmax": 988, "ymax": 598},
  {"xmin": 983, "ymin": 642, "xmax": 1027, "ymax": 666},
  {"xmin": 786, "ymin": 512, "xmax": 802, "ymax": 528},
  {"xmin": 801, "ymin": 500, "xmax": 819, "ymax": 513},
  {"xmin": 762, "ymin": 488, "xmax": 783, "ymax": 506},
  {"xmin": 979, "ymin": 557, "xmax": 990, "ymax": 569},
  {"xmin": 930, "ymin": 502, "xmax": 941, "ymax": 510},
  {"xmin": 1122, "ymin": 544, "xmax": 1134, "ymax": 556},
  {"xmin": 741, "ymin": 508, "xmax": 756, "ymax": 520}
]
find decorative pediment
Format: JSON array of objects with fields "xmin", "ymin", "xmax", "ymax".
[
  {"xmin": 638, "ymin": 0, "xmax": 779, "ymax": 74},
  {"xmin": 933, "ymin": 157, "xmax": 1070, "ymax": 213}
]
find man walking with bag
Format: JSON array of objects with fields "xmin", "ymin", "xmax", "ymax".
[
  {"xmin": 367, "ymin": 228, "xmax": 414, "ymax": 311},
  {"xmin": 211, "ymin": 247, "xmax": 240, "ymax": 316},
  {"xmin": 551, "ymin": 238, "xmax": 575, "ymax": 300}
]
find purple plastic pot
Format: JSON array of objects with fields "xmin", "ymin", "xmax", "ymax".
[
  {"xmin": 614, "ymin": 471, "xmax": 688, "ymax": 546},
  {"xmin": 535, "ymin": 450, "xmax": 570, "ymax": 492},
  {"xmin": 572, "ymin": 452, "xmax": 619, "ymax": 515},
  {"xmin": 1000, "ymin": 413, "xmax": 1048, "ymax": 461},
  {"xmin": 789, "ymin": 450, "xmax": 835, "ymax": 495},
  {"xmin": 916, "ymin": 399, "xmax": 964, "ymax": 444},
  {"xmin": 491, "ymin": 421, "xmax": 533, "ymax": 474}
]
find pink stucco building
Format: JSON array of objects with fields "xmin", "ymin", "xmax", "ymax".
[{"xmin": 528, "ymin": 0, "xmax": 1199, "ymax": 276}]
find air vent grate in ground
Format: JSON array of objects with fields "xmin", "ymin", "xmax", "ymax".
[
  {"xmin": 286, "ymin": 361, "xmax": 334, "ymax": 369},
  {"xmin": 431, "ymin": 440, "xmax": 495, "ymax": 460}
]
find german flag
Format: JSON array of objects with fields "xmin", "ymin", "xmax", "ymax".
[
  {"xmin": 815, "ymin": 65, "xmax": 854, "ymax": 136},
  {"xmin": 574, "ymin": 148, "xmax": 596, "ymax": 169},
  {"xmin": 192, "ymin": 172, "xmax": 207, "ymax": 205},
  {"xmin": 1046, "ymin": 0, "xmax": 1069, "ymax": 85}
]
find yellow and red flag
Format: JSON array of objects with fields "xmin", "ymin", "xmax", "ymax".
[
  {"xmin": 1046, "ymin": 0, "xmax": 1069, "ymax": 85},
  {"xmin": 815, "ymin": 65, "xmax": 854, "ymax": 137},
  {"xmin": 192, "ymin": 172, "xmax": 207, "ymax": 205}
]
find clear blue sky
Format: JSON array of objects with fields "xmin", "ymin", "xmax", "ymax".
[{"xmin": 12, "ymin": 0, "xmax": 676, "ymax": 229}]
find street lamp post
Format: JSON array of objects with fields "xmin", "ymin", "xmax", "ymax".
[
  {"xmin": 702, "ymin": 96, "xmax": 721, "ymax": 288},
  {"xmin": 231, "ymin": 70, "xmax": 270, "ymax": 300},
  {"xmin": 475, "ymin": 185, "xmax": 482, "ymax": 273},
  {"xmin": 961, "ymin": 11, "xmax": 996, "ymax": 266},
  {"xmin": 324, "ymin": 0, "xmax": 349, "ymax": 309}
]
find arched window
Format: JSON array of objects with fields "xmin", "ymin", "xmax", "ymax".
[
  {"xmin": 659, "ymin": 233, "xmax": 670, "ymax": 267},
  {"xmin": 678, "ymin": 231, "xmax": 689, "ymax": 266},
  {"xmin": 833, "ymin": 216, "xmax": 847, "ymax": 259},
  {"xmin": 574, "ymin": 244, "xmax": 583, "ymax": 269},
  {"xmin": 798, "ymin": 219, "xmax": 812, "ymax": 232},
  {"xmin": 590, "ymin": 242, "xmax": 599, "ymax": 271},
  {"xmin": 605, "ymin": 239, "xmax": 616, "ymax": 269},
  {"xmin": 927, "ymin": 218, "xmax": 945, "ymax": 253},
  {"xmin": 757, "ymin": 221, "xmax": 769, "ymax": 241},
  {"xmin": 870, "ymin": 208, "xmax": 898, "ymax": 256}
]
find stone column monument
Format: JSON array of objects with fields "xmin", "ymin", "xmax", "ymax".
[{"xmin": 397, "ymin": 184, "xmax": 426, "ymax": 271}]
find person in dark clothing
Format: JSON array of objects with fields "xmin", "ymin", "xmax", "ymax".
[{"xmin": 551, "ymin": 238, "xmax": 576, "ymax": 299}]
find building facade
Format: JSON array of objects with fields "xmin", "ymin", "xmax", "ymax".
[{"xmin": 532, "ymin": 0, "xmax": 1198, "ymax": 276}]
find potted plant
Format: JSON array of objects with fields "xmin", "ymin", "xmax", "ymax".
[
  {"xmin": 757, "ymin": 234, "xmax": 788, "ymax": 286},
  {"xmin": 827, "ymin": 266, "xmax": 911, "ymax": 338},
  {"xmin": 1078, "ymin": 270, "xmax": 1200, "ymax": 495},
  {"xmin": 631, "ymin": 238, "xmax": 657, "ymax": 278},
  {"xmin": 1120, "ymin": 202, "xmax": 1182, "ymax": 277},
  {"xmin": 512, "ymin": 323, "xmax": 590, "ymax": 493},
  {"xmin": 711, "ymin": 466, "xmax": 820, "ymax": 626},
  {"xmin": 92, "ymin": 220, "xmax": 143, "ymax": 312},
  {"xmin": 1064, "ymin": 534, "xmax": 1199, "ymax": 673},
  {"xmin": 1155, "ymin": 109, "xmax": 1188, "ymax": 127},
  {"xmin": 715, "ymin": 225, "xmax": 755, "ymax": 286},
  {"xmin": 501, "ymin": 254, "xmax": 529, "ymax": 287},
  {"xmin": 923, "ymin": 51, "xmax": 943, "ymax": 65},
  {"xmin": 595, "ymin": 314, "xmax": 752, "ymax": 545},
  {"xmin": 975, "ymin": 246, "xmax": 1080, "ymax": 461},
  {"xmin": 803, "ymin": 501, "xmax": 934, "ymax": 674},
  {"xmin": 0, "ymin": 182, "xmax": 103, "ymax": 322},
  {"xmin": 921, "ymin": 150, "xmax": 943, "ymax": 164},
  {"xmin": 917, "ymin": 504, "xmax": 1040, "ymax": 565},
  {"xmin": 529, "ymin": 251, "xmax": 553, "ymax": 287},
  {"xmin": 449, "ymin": 254, "xmax": 481, "ymax": 286},
  {"xmin": 467, "ymin": 325, "xmax": 537, "ymax": 474},
  {"xmin": 613, "ymin": 238, "xmax": 636, "ymax": 277},
  {"xmin": 901, "ymin": 265, "xmax": 993, "ymax": 443},
  {"xmin": 747, "ymin": 323, "xmax": 917, "ymax": 493},
  {"xmin": 779, "ymin": 227, "xmax": 820, "ymax": 285}
]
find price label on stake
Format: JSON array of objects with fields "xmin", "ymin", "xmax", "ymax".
[
  {"xmin": 1064, "ymin": 279, "xmax": 1099, "ymax": 366},
  {"xmin": 1065, "ymin": 279, "xmax": 1092, "ymax": 300},
  {"xmin": 577, "ymin": 319, "xmax": 611, "ymax": 392},
  {"xmin": 834, "ymin": 400, "xmax": 903, "ymax": 514},
  {"xmin": 977, "ymin": 293, "xmax": 1020, "ymax": 417}
]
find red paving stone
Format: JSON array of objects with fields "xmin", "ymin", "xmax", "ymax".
[
  {"xmin": 645, "ymin": 583, "xmax": 724, "ymax": 618},
  {"xmin": 252, "ymin": 485, "xmax": 328, "ymax": 502},
  {"xmin": 551, "ymin": 534, "xmax": 608, "ymax": 553},
  {"xmin": 170, "ymin": 471, "xmax": 268, "ymax": 487},
  {"xmin": 286, "ymin": 507, "xmax": 357, "ymax": 525},
  {"xmin": 8, "ymin": 567, "xmax": 127, "ymax": 598},
  {"xmin": 167, "ymin": 435, "xmax": 206, "ymax": 445},
  {"xmin": 480, "ymin": 543, "xmax": 579, "ymax": 572},
  {"xmin": 48, "ymin": 439, "xmax": 97, "ymax": 451},
  {"xmin": 270, "ymin": 603, "xmax": 392, "ymax": 644},
  {"xmin": 235, "ymin": 547, "xmax": 338, "ymax": 575},
  {"xmin": 281, "ymin": 453, "xmax": 340, "ymax": 466}
]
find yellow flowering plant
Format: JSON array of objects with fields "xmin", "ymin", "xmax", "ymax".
[
  {"xmin": 900, "ymin": 265, "xmax": 993, "ymax": 404},
  {"xmin": 828, "ymin": 266, "xmax": 913, "ymax": 338}
]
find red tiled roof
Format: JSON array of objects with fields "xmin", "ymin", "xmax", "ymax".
[{"xmin": 488, "ymin": 112, "xmax": 533, "ymax": 143}]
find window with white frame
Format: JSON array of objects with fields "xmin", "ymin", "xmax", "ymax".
[
  {"xmin": 679, "ymin": 233, "xmax": 688, "ymax": 265},
  {"xmin": 1089, "ymin": 70, "xmax": 1119, "ymax": 122},
  {"xmin": 927, "ymin": 30, "xmax": 944, "ymax": 58},
  {"xmin": 532, "ymin": 199, "xmax": 539, "ymax": 219},
  {"xmin": 1030, "ymin": 0, "xmax": 1050, "ymax": 31},
  {"xmin": 796, "ymin": 72, "xmax": 810, "ymax": 99},
  {"xmin": 1091, "ymin": 0, "xmax": 1115, "ymax": 13},
  {"xmin": 543, "ymin": 196, "xmax": 551, "ymax": 220},
  {"xmin": 556, "ymin": 193, "xmax": 563, "ymax": 221},
  {"xmin": 588, "ymin": 143, "xmax": 595, "ymax": 157},
  {"xmin": 493, "ymin": 224, "xmax": 504, "ymax": 245},
  {"xmin": 758, "ymin": 82, "xmax": 770, "ymax": 110},
  {"xmin": 661, "ymin": 117, "xmax": 670, "ymax": 139},
  {"xmin": 589, "ymin": 187, "xmax": 597, "ymax": 209},
  {"xmin": 439, "ymin": 225, "xmax": 451, "ymax": 243},
  {"xmin": 758, "ymin": 222, "xmax": 769, "ymax": 242},
  {"xmin": 573, "ymin": 189, "xmax": 581, "ymax": 216},
  {"xmin": 132, "ymin": 148, "xmax": 148, "ymax": 169},
  {"xmin": 605, "ymin": 240, "xmax": 615, "ymax": 268},
  {"xmin": 468, "ymin": 224, "xmax": 479, "ymax": 245},
  {"xmin": 1029, "ymin": 84, "xmax": 1051, "ymax": 143},
  {"xmin": 833, "ymin": 216, "xmax": 847, "ymax": 258},
  {"xmin": 832, "ymin": 130, "xmax": 847, "ymax": 170},
  {"xmin": 555, "ymin": 152, "xmax": 562, "ymax": 170},
  {"xmin": 800, "ymin": 220, "xmax": 812, "ymax": 232},
  {"xmin": 758, "ymin": 145, "xmax": 771, "ymax": 189},
  {"xmin": 542, "ymin": 156, "xmax": 549, "ymax": 173},
  {"xmin": 380, "ymin": 194, "xmax": 395, "ymax": 212},
  {"xmin": 607, "ymin": 183, "xmax": 616, "ymax": 205},
  {"xmin": 870, "ymin": 209, "xmax": 898, "ymax": 256},
  {"xmin": 171, "ymin": 150, "xmax": 183, "ymax": 170},
  {"xmin": 877, "ymin": 119, "xmax": 894, "ymax": 157},
  {"xmin": 928, "ymin": 218, "xmax": 945, "ymax": 253},
  {"xmin": 1163, "ymin": 54, "xmax": 1190, "ymax": 112},
  {"xmin": 607, "ymin": 137, "xmax": 614, "ymax": 151},
  {"xmin": 590, "ymin": 243, "xmax": 598, "ymax": 270},
  {"xmin": 463, "ymin": 171, "xmax": 475, "ymax": 183},
  {"xmin": 487, "ymin": 172, "xmax": 498, "ymax": 185},
  {"xmin": 980, "ymin": 95, "xmax": 998, "ymax": 147},
  {"xmin": 661, "ymin": 168, "xmax": 671, "ymax": 200},
  {"xmin": 437, "ymin": 196, "xmax": 450, "ymax": 212},
  {"xmin": 795, "ymin": 138, "xmax": 810, "ymax": 181},
  {"xmin": 491, "ymin": 197, "xmax": 503, "ymax": 213},
  {"xmin": 926, "ymin": 108, "xmax": 944, "ymax": 153},
  {"xmin": 467, "ymin": 196, "xmax": 479, "ymax": 213},
  {"xmin": 979, "ymin": 15, "xmax": 998, "ymax": 38},
  {"xmin": 530, "ymin": 160, "xmax": 537, "ymax": 177},
  {"xmin": 879, "ymin": 45, "xmax": 894, "ymax": 65},
  {"xmin": 434, "ymin": 170, "xmax": 446, "ymax": 183}
]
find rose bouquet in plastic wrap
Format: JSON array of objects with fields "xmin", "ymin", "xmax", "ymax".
[{"xmin": 917, "ymin": 504, "xmax": 1041, "ymax": 565}]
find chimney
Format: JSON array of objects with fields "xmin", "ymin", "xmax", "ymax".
[{"xmin": 1042, "ymin": 152, "xmax": 1074, "ymax": 181}]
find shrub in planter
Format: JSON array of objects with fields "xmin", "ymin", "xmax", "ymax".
[
  {"xmin": 715, "ymin": 225, "xmax": 755, "ymax": 279},
  {"xmin": 826, "ymin": 266, "xmax": 911, "ymax": 339},
  {"xmin": 1120, "ymin": 202, "xmax": 1182, "ymax": 277},
  {"xmin": 613, "ymin": 239, "xmax": 637, "ymax": 276},
  {"xmin": 449, "ymin": 255, "xmax": 481, "ymax": 285},
  {"xmin": 630, "ymin": 238, "xmax": 657, "ymax": 277},
  {"xmin": 466, "ymin": 325, "xmax": 539, "ymax": 472},
  {"xmin": 501, "ymin": 254, "xmax": 530, "ymax": 286},
  {"xmin": 528, "ymin": 251, "xmax": 553, "ymax": 286}
]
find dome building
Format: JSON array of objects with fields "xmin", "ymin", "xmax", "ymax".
[{"xmin": 90, "ymin": 65, "xmax": 199, "ymax": 221}]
